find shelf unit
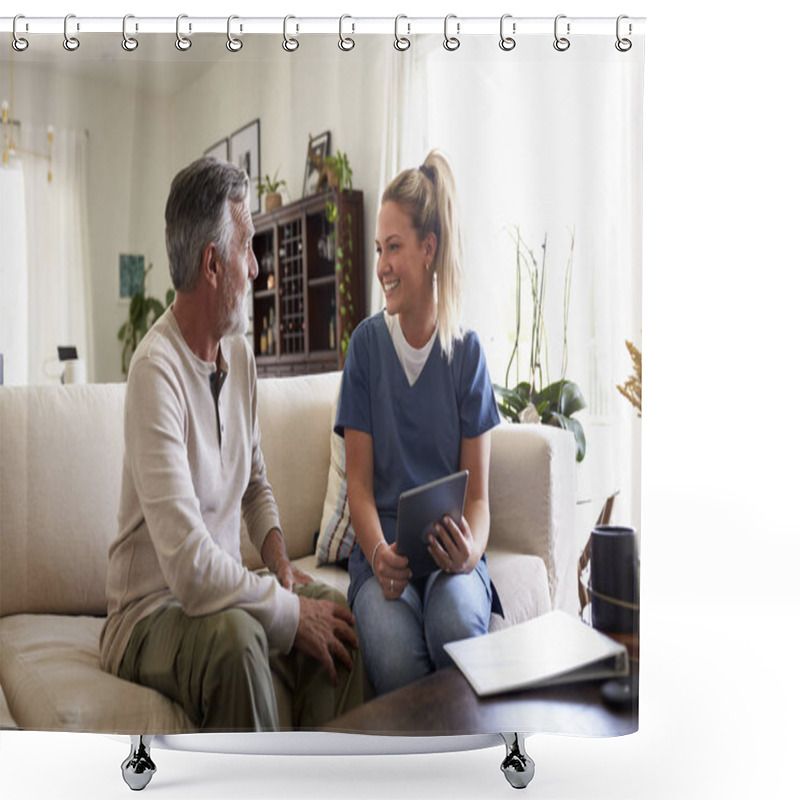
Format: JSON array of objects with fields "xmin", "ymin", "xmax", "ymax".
[{"xmin": 250, "ymin": 189, "xmax": 365, "ymax": 377}]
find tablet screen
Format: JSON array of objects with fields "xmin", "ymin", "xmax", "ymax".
[{"xmin": 395, "ymin": 470, "xmax": 469, "ymax": 579}]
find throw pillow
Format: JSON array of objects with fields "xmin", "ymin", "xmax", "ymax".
[{"xmin": 315, "ymin": 384, "xmax": 357, "ymax": 564}]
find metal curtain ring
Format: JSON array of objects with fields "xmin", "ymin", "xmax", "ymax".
[
  {"xmin": 553, "ymin": 14, "xmax": 570, "ymax": 52},
  {"xmin": 338, "ymin": 15, "xmax": 355, "ymax": 51},
  {"xmin": 499, "ymin": 14, "xmax": 516, "ymax": 51},
  {"xmin": 394, "ymin": 15, "xmax": 410, "ymax": 51},
  {"xmin": 175, "ymin": 14, "xmax": 192, "ymax": 51},
  {"xmin": 122, "ymin": 14, "xmax": 139, "ymax": 51},
  {"xmin": 444, "ymin": 14, "xmax": 460, "ymax": 51},
  {"xmin": 283, "ymin": 15, "xmax": 299, "ymax": 52},
  {"xmin": 227, "ymin": 15, "xmax": 243, "ymax": 52},
  {"xmin": 63, "ymin": 14, "xmax": 80, "ymax": 51},
  {"xmin": 12, "ymin": 15, "xmax": 29, "ymax": 52},
  {"xmin": 615, "ymin": 15, "xmax": 632, "ymax": 52}
]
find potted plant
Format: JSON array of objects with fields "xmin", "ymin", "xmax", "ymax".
[
  {"xmin": 256, "ymin": 169, "xmax": 287, "ymax": 213},
  {"xmin": 118, "ymin": 263, "xmax": 175, "ymax": 376},
  {"xmin": 493, "ymin": 227, "xmax": 587, "ymax": 462}
]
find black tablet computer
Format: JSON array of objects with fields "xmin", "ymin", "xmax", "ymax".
[{"xmin": 395, "ymin": 470, "xmax": 469, "ymax": 579}]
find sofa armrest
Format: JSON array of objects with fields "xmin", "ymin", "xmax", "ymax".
[{"xmin": 488, "ymin": 423, "xmax": 578, "ymax": 615}]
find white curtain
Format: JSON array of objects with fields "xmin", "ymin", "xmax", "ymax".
[
  {"xmin": 381, "ymin": 37, "xmax": 643, "ymax": 535},
  {"xmin": 0, "ymin": 164, "xmax": 29, "ymax": 385},
  {"xmin": 20, "ymin": 125, "xmax": 93, "ymax": 384}
]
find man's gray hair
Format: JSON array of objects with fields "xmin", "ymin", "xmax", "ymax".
[{"xmin": 165, "ymin": 157, "xmax": 250, "ymax": 292}]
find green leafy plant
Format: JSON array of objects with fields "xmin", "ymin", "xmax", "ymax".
[
  {"xmin": 493, "ymin": 227, "xmax": 587, "ymax": 462},
  {"xmin": 118, "ymin": 263, "xmax": 175, "ymax": 376},
  {"xmin": 256, "ymin": 168, "xmax": 287, "ymax": 198},
  {"xmin": 323, "ymin": 150, "xmax": 356, "ymax": 358}
]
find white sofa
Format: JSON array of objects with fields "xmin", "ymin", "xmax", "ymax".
[{"xmin": 0, "ymin": 372, "xmax": 577, "ymax": 734}]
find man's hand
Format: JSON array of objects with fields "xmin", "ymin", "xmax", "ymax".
[
  {"xmin": 293, "ymin": 596, "xmax": 359, "ymax": 685},
  {"xmin": 274, "ymin": 561, "xmax": 313, "ymax": 592}
]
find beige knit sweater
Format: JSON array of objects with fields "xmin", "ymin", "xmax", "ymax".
[{"xmin": 100, "ymin": 309, "xmax": 299, "ymax": 675}]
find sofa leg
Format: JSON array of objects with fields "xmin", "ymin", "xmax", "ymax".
[
  {"xmin": 121, "ymin": 735, "xmax": 156, "ymax": 791},
  {"xmin": 500, "ymin": 733, "xmax": 535, "ymax": 789}
]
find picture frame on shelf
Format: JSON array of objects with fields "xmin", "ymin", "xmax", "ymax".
[
  {"xmin": 230, "ymin": 119, "xmax": 261, "ymax": 214},
  {"xmin": 203, "ymin": 137, "xmax": 229, "ymax": 162},
  {"xmin": 303, "ymin": 130, "xmax": 331, "ymax": 197}
]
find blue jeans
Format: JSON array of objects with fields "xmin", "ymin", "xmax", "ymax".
[{"xmin": 352, "ymin": 561, "xmax": 492, "ymax": 696}]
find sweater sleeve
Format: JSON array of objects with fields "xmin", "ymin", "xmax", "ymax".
[{"xmin": 124, "ymin": 356, "xmax": 299, "ymax": 653}]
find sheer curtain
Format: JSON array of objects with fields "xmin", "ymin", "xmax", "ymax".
[
  {"xmin": 20, "ymin": 125, "xmax": 93, "ymax": 384},
  {"xmin": 379, "ymin": 36, "xmax": 643, "ymax": 535}
]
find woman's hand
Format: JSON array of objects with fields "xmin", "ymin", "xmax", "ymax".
[
  {"xmin": 427, "ymin": 514, "xmax": 481, "ymax": 575},
  {"xmin": 373, "ymin": 541, "xmax": 412, "ymax": 600}
]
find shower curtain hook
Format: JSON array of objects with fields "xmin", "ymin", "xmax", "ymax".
[
  {"xmin": 227, "ymin": 15, "xmax": 243, "ymax": 52},
  {"xmin": 283, "ymin": 15, "xmax": 299, "ymax": 52},
  {"xmin": 553, "ymin": 14, "xmax": 571, "ymax": 52},
  {"xmin": 175, "ymin": 14, "xmax": 192, "ymax": 51},
  {"xmin": 499, "ymin": 14, "xmax": 516, "ymax": 51},
  {"xmin": 63, "ymin": 14, "xmax": 80, "ymax": 51},
  {"xmin": 12, "ymin": 15, "xmax": 29, "ymax": 52},
  {"xmin": 615, "ymin": 15, "xmax": 633, "ymax": 52},
  {"xmin": 394, "ymin": 15, "xmax": 411, "ymax": 51},
  {"xmin": 338, "ymin": 15, "xmax": 355, "ymax": 51},
  {"xmin": 444, "ymin": 14, "xmax": 460, "ymax": 51},
  {"xmin": 122, "ymin": 15, "xmax": 139, "ymax": 51}
]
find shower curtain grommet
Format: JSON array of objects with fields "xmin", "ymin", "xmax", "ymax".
[
  {"xmin": 616, "ymin": 15, "xmax": 633, "ymax": 51},
  {"xmin": 553, "ymin": 15, "xmax": 571, "ymax": 52},
  {"xmin": 63, "ymin": 14, "xmax": 80, "ymax": 52},
  {"xmin": 282, "ymin": 15, "xmax": 299, "ymax": 52},
  {"xmin": 226, "ymin": 15, "xmax": 243, "ymax": 52},
  {"xmin": 121, "ymin": 15, "xmax": 139, "ymax": 52},
  {"xmin": 394, "ymin": 15, "xmax": 411, "ymax": 51},
  {"xmin": 338, "ymin": 15, "xmax": 355, "ymax": 51},
  {"xmin": 499, "ymin": 14, "xmax": 516, "ymax": 51},
  {"xmin": 12, "ymin": 14, "xmax": 29, "ymax": 51},
  {"xmin": 444, "ymin": 14, "xmax": 461, "ymax": 51},
  {"xmin": 175, "ymin": 14, "xmax": 192, "ymax": 51}
]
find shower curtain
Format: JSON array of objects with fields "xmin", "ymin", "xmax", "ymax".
[{"xmin": 0, "ymin": 12, "xmax": 644, "ymax": 795}]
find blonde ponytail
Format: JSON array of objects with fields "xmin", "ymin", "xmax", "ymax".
[{"xmin": 382, "ymin": 149, "xmax": 463, "ymax": 360}]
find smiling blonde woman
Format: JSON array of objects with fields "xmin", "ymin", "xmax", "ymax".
[{"xmin": 334, "ymin": 149, "xmax": 503, "ymax": 696}]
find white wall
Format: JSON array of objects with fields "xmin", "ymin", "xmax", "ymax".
[{"xmin": 5, "ymin": 35, "xmax": 387, "ymax": 382}]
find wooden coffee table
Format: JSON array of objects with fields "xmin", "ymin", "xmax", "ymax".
[{"xmin": 325, "ymin": 664, "xmax": 638, "ymax": 738}]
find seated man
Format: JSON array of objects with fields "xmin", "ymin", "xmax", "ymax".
[{"xmin": 100, "ymin": 157, "xmax": 365, "ymax": 731}]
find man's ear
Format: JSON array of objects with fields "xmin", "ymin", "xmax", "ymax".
[{"xmin": 201, "ymin": 241, "xmax": 221, "ymax": 289}]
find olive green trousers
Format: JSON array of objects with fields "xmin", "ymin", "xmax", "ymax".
[{"xmin": 118, "ymin": 581, "xmax": 368, "ymax": 732}]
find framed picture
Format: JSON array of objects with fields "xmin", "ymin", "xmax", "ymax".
[
  {"xmin": 204, "ymin": 137, "xmax": 229, "ymax": 162},
  {"xmin": 230, "ymin": 119, "xmax": 261, "ymax": 214},
  {"xmin": 119, "ymin": 254, "xmax": 145, "ymax": 300},
  {"xmin": 303, "ymin": 130, "xmax": 331, "ymax": 197}
]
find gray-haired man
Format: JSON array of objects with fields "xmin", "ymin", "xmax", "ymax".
[{"xmin": 100, "ymin": 157, "xmax": 365, "ymax": 731}]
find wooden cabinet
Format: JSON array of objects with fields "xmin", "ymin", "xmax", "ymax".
[{"xmin": 250, "ymin": 190, "xmax": 365, "ymax": 377}]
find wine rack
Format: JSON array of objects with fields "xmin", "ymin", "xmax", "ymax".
[{"xmin": 250, "ymin": 190, "xmax": 364, "ymax": 377}]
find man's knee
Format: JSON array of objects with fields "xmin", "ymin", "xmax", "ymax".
[{"xmin": 205, "ymin": 609, "xmax": 268, "ymax": 670}]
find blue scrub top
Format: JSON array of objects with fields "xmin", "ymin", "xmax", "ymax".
[{"xmin": 335, "ymin": 312, "xmax": 502, "ymax": 610}]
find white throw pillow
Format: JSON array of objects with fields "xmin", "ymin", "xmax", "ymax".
[{"xmin": 315, "ymin": 387, "xmax": 356, "ymax": 564}]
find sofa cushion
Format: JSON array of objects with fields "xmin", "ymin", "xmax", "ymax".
[
  {"xmin": 255, "ymin": 373, "xmax": 342, "ymax": 561},
  {"xmin": 0, "ymin": 614, "xmax": 192, "ymax": 733},
  {"xmin": 315, "ymin": 384, "xmax": 357, "ymax": 565},
  {"xmin": 0, "ymin": 384, "xmax": 127, "ymax": 617}
]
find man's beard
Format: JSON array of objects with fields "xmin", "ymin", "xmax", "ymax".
[{"xmin": 220, "ymin": 269, "xmax": 248, "ymax": 338}]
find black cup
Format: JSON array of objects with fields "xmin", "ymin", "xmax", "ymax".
[{"xmin": 590, "ymin": 525, "xmax": 639, "ymax": 634}]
